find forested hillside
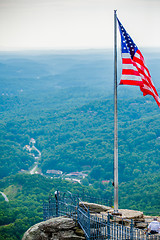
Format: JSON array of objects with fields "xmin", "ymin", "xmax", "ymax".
[
  {"xmin": 1, "ymin": 50, "xmax": 160, "ymax": 179},
  {"xmin": 0, "ymin": 50, "xmax": 160, "ymax": 239},
  {"xmin": 0, "ymin": 171, "xmax": 159, "ymax": 240},
  {"xmin": 0, "ymin": 173, "xmax": 101, "ymax": 240},
  {"xmin": 1, "ymin": 93, "xmax": 160, "ymax": 182}
]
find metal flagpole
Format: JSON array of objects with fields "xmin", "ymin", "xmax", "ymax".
[{"xmin": 114, "ymin": 9, "xmax": 118, "ymax": 212}]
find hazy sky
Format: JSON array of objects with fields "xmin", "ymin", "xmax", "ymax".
[{"xmin": 0, "ymin": 0, "xmax": 160, "ymax": 51}]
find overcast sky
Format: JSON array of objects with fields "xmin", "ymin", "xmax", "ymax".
[{"xmin": 0, "ymin": 0, "xmax": 160, "ymax": 51}]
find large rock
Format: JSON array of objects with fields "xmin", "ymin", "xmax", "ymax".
[
  {"xmin": 79, "ymin": 203, "xmax": 144, "ymax": 220},
  {"xmin": 22, "ymin": 216, "xmax": 85, "ymax": 240},
  {"xmin": 109, "ymin": 209, "xmax": 144, "ymax": 219},
  {"xmin": 135, "ymin": 221, "xmax": 148, "ymax": 229},
  {"xmin": 79, "ymin": 201, "xmax": 111, "ymax": 213}
]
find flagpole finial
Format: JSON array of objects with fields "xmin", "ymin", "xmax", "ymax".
[{"xmin": 114, "ymin": 10, "xmax": 117, "ymax": 18}]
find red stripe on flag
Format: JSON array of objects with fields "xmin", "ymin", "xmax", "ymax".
[
  {"xmin": 140, "ymin": 86, "xmax": 160, "ymax": 107},
  {"xmin": 122, "ymin": 69, "xmax": 140, "ymax": 76},
  {"xmin": 136, "ymin": 66, "xmax": 158, "ymax": 95},
  {"xmin": 120, "ymin": 80, "xmax": 143, "ymax": 86},
  {"xmin": 122, "ymin": 58, "xmax": 133, "ymax": 64}
]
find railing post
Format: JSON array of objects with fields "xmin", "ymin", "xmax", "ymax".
[
  {"xmin": 87, "ymin": 207, "xmax": 90, "ymax": 240},
  {"xmin": 130, "ymin": 219, "xmax": 134, "ymax": 240},
  {"xmin": 122, "ymin": 218, "xmax": 124, "ymax": 240},
  {"xmin": 77, "ymin": 197, "xmax": 79, "ymax": 222},
  {"xmin": 77, "ymin": 203, "xmax": 79, "ymax": 223},
  {"xmin": 43, "ymin": 201, "xmax": 46, "ymax": 221},
  {"xmin": 107, "ymin": 213, "xmax": 110, "ymax": 240},
  {"xmin": 146, "ymin": 231, "xmax": 149, "ymax": 240},
  {"xmin": 48, "ymin": 193, "xmax": 52, "ymax": 219},
  {"xmin": 56, "ymin": 190, "xmax": 59, "ymax": 217}
]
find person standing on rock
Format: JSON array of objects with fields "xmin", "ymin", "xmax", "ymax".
[
  {"xmin": 147, "ymin": 217, "xmax": 160, "ymax": 235},
  {"xmin": 54, "ymin": 190, "xmax": 60, "ymax": 201},
  {"xmin": 55, "ymin": 190, "xmax": 58, "ymax": 201}
]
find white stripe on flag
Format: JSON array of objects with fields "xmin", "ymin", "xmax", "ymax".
[
  {"xmin": 121, "ymin": 75, "xmax": 142, "ymax": 81},
  {"xmin": 143, "ymin": 84, "xmax": 155, "ymax": 94},
  {"xmin": 136, "ymin": 63, "xmax": 141, "ymax": 69},
  {"xmin": 122, "ymin": 64, "xmax": 138, "ymax": 71},
  {"xmin": 122, "ymin": 53, "xmax": 131, "ymax": 58},
  {"xmin": 134, "ymin": 52, "xmax": 141, "ymax": 59}
]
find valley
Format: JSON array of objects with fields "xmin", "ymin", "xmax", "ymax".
[{"xmin": 0, "ymin": 49, "xmax": 160, "ymax": 240}]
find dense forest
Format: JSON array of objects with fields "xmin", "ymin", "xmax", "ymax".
[{"xmin": 0, "ymin": 50, "xmax": 160, "ymax": 239}]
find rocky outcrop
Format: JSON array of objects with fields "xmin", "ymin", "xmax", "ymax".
[
  {"xmin": 22, "ymin": 202, "xmax": 160, "ymax": 239},
  {"xmin": 79, "ymin": 201, "xmax": 112, "ymax": 213},
  {"xmin": 80, "ymin": 202, "xmax": 143, "ymax": 219},
  {"xmin": 22, "ymin": 216, "xmax": 85, "ymax": 240},
  {"xmin": 80, "ymin": 202, "xmax": 160, "ymax": 230},
  {"xmin": 109, "ymin": 208, "xmax": 144, "ymax": 220}
]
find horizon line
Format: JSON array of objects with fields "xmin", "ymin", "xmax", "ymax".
[{"xmin": 1, "ymin": 47, "xmax": 160, "ymax": 54}]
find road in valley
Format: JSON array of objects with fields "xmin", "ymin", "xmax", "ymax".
[
  {"xmin": 30, "ymin": 165, "xmax": 38, "ymax": 174},
  {"xmin": 0, "ymin": 192, "xmax": 9, "ymax": 202}
]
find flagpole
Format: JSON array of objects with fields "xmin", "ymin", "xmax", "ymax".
[{"xmin": 114, "ymin": 9, "xmax": 118, "ymax": 212}]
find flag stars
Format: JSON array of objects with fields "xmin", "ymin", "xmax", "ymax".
[{"xmin": 119, "ymin": 23, "xmax": 137, "ymax": 56}]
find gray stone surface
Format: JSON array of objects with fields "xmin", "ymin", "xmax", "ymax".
[
  {"xmin": 109, "ymin": 209, "xmax": 144, "ymax": 219},
  {"xmin": 79, "ymin": 201, "xmax": 111, "ymax": 213},
  {"xmin": 22, "ymin": 217, "xmax": 85, "ymax": 240}
]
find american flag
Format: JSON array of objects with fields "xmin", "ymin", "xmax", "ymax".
[{"xmin": 117, "ymin": 17, "xmax": 160, "ymax": 107}]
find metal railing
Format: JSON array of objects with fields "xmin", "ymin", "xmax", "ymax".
[
  {"xmin": 43, "ymin": 191, "xmax": 160, "ymax": 240},
  {"xmin": 77, "ymin": 193, "xmax": 112, "ymax": 207},
  {"xmin": 43, "ymin": 191, "xmax": 77, "ymax": 221}
]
